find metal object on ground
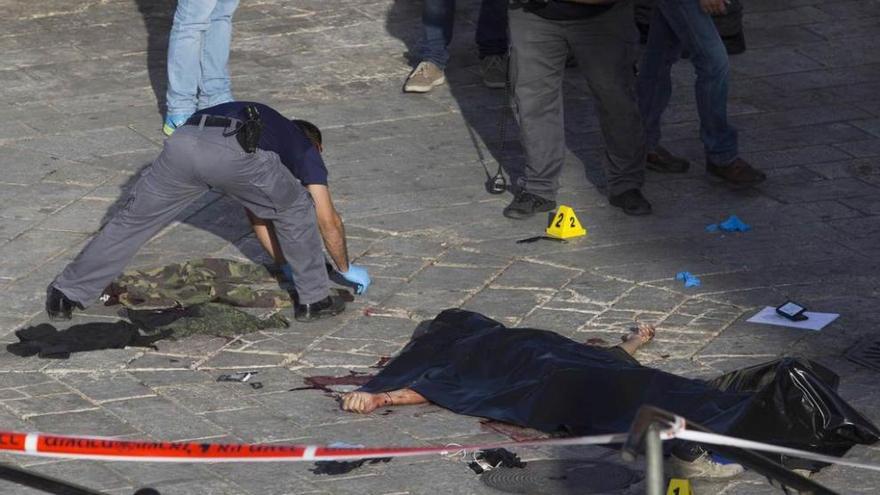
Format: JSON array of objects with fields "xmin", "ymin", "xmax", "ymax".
[
  {"xmin": 480, "ymin": 460, "xmax": 639, "ymax": 494},
  {"xmin": 846, "ymin": 339, "xmax": 880, "ymax": 372},
  {"xmin": 217, "ymin": 371, "xmax": 258, "ymax": 383}
]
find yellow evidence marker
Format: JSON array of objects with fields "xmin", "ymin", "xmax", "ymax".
[
  {"xmin": 545, "ymin": 205, "xmax": 587, "ymax": 240},
  {"xmin": 666, "ymin": 478, "xmax": 693, "ymax": 495}
]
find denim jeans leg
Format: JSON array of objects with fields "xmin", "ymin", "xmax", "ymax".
[
  {"xmin": 655, "ymin": 0, "xmax": 738, "ymax": 164},
  {"xmin": 198, "ymin": 0, "xmax": 239, "ymax": 110},
  {"xmin": 636, "ymin": 6, "xmax": 681, "ymax": 152},
  {"xmin": 419, "ymin": 0, "xmax": 455, "ymax": 69},
  {"xmin": 476, "ymin": 0, "xmax": 509, "ymax": 58},
  {"xmin": 166, "ymin": 0, "xmax": 217, "ymax": 116}
]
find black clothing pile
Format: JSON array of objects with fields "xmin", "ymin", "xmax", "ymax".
[
  {"xmin": 7, "ymin": 322, "xmax": 168, "ymax": 359},
  {"xmin": 360, "ymin": 309, "xmax": 879, "ymax": 469}
]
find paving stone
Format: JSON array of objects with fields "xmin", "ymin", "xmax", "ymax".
[
  {"xmin": 30, "ymin": 408, "xmax": 139, "ymax": 437},
  {"xmin": 54, "ymin": 372, "xmax": 155, "ymax": 403},
  {"xmin": 103, "ymin": 396, "xmax": 225, "ymax": 441},
  {"xmin": 3, "ymin": 392, "xmax": 96, "ymax": 418}
]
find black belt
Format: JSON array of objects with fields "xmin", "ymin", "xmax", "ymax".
[{"xmin": 184, "ymin": 115, "xmax": 241, "ymax": 129}]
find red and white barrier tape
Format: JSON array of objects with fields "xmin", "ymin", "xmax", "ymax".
[
  {"xmin": 674, "ymin": 430, "xmax": 880, "ymax": 473},
  {"xmin": 0, "ymin": 431, "xmax": 627, "ymax": 463}
]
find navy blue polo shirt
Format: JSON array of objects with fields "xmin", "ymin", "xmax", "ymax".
[{"xmin": 193, "ymin": 102, "xmax": 328, "ymax": 186}]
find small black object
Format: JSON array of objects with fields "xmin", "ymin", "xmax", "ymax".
[
  {"xmin": 222, "ymin": 104, "xmax": 264, "ymax": 153},
  {"xmin": 250, "ymin": 381, "xmax": 264, "ymax": 390},
  {"xmin": 515, "ymin": 235, "xmax": 567, "ymax": 244},
  {"xmin": 310, "ymin": 458, "xmax": 391, "ymax": 476},
  {"xmin": 217, "ymin": 371, "xmax": 258, "ymax": 383},
  {"xmin": 776, "ymin": 301, "xmax": 808, "ymax": 321},
  {"xmin": 467, "ymin": 448, "xmax": 525, "ymax": 474},
  {"xmin": 134, "ymin": 489, "xmax": 162, "ymax": 495},
  {"xmin": 485, "ymin": 174, "xmax": 507, "ymax": 195}
]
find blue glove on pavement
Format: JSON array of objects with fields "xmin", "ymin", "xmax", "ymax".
[
  {"xmin": 339, "ymin": 265, "xmax": 371, "ymax": 295},
  {"xmin": 281, "ymin": 263, "xmax": 295, "ymax": 283}
]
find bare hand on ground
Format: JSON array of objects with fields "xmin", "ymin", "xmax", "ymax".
[
  {"xmin": 342, "ymin": 391, "xmax": 381, "ymax": 414},
  {"xmin": 623, "ymin": 323, "xmax": 656, "ymax": 345}
]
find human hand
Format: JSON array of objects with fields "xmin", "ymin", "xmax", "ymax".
[
  {"xmin": 341, "ymin": 392, "xmax": 382, "ymax": 414},
  {"xmin": 339, "ymin": 264, "xmax": 371, "ymax": 295},
  {"xmin": 700, "ymin": 0, "xmax": 727, "ymax": 15}
]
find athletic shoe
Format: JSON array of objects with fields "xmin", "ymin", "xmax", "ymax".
[
  {"xmin": 163, "ymin": 113, "xmax": 191, "ymax": 136},
  {"xmin": 503, "ymin": 191, "xmax": 556, "ymax": 220},
  {"xmin": 481, "ymin": 55, "xmax": 507, "ymax": 89},
  {"xmin": 707, "ymin": 157, "xmax": 766, "ymax": 188},
  {"xmin": 403, "ymin": 62, "xmax": 446, "ymax": 93},
  {"xmin": 667, "ymin": 452, "xmax": 745, "ymax": 479},
  {"xmin": 609, "ymin": 188, "xmax": 652, "ymax": 216}
]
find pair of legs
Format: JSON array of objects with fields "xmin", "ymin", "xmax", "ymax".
[
  {"xmin": 419, "ymin": 0, "xmax": 508, "ymax": 69},
  {"xmin": 509, "ymin": 4, "xmax": 646, "ymax": 202},
  {"xmin": 342, "ymin": 323, "xmax": 656, "ymax": 414},
  {"xmin": 165, "ymin": 0, "xmax": 240, "ymax": 120},
  {"xmin": 50, "ymin": 125, "xmax": 330, "ymax": 308},
  {"xmin": 636, "ymin": 0, "xmax": 737, "ymax": 166}
]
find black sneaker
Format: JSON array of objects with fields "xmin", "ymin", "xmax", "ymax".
[
  {"xmin": 294, "ymin": 295, "xmax": 346, "ymax": 322},
  {"xmin": 45, "ymin": 286, "xmax": 82, "ymax": 320},
  {"xmin": 707, "ymin": 157, "xmax": 766, "ymax": 188},
  {"xmin": 647, "ymin": 145, "xmax": 690, "ymax": 173},
  {"xmin": 503, "ymin": 191, "xmax": 556, "ymax": 220},
  {"xmin": 609, "ymin": 189, "xmax": 652, "ymax": 216}
]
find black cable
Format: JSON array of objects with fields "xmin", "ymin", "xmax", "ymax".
[{"xmin": 0, "ymin": 462, "xmax": 108, "ymax": 495}]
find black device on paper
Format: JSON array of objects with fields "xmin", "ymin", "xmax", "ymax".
[{"xmin": 776, "ymin": 301, "xmax": 808, "ymax": 321}]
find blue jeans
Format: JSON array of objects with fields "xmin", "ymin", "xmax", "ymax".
[
  {"xmin": 165, "ymin": 0, "xmax": 240, "ymax": 117},
  {"xmin": 419, "ymin": 0, "xmax": 508, "ymax": 69},
  {"xmin": 636, "ymin": 0, "xmax": 738, "ymax": 165}
]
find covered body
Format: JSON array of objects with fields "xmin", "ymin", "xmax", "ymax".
[{"xmin": 361, "ymin": 309, "xmax": 878, "ymax": 467}]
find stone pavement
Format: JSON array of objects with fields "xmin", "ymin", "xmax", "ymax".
[{"xmin": 1, "ymin": 0, "xmax": 880, "ymax": 493}]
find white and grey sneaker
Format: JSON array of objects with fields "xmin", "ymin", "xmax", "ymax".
[
  {"xmin": 667, "ymin": 452, "xmax": 745, "ymax": 479},
  {"xmin": 403, "ymin": 61, "xmax": 446, "ymax": 93}
]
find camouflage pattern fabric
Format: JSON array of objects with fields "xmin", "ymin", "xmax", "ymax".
[
  {"xmin": 126, "ymin": 303, "xmax": 289, "ymax": 339},
  {"xmin": 107, "ymin": 258, "xmax": 293, "ymax": 309}
]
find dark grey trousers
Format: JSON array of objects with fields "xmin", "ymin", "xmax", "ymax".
[
  {"xmin": 509, "ymin": 3, "xmax": 646, "ymax": 198},
  {"xmin": 53, "ymin": 125, "xmax": 330, "ymax": 306}
]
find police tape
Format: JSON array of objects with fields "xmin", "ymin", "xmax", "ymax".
[
  {"xmin": 2, "ymin": 427, "xmax": 879, "ymax": 473},
  {"xmin": 0, "ymin": 431, "xmax": 628, "ymax": 463},
  {"xmin": 674, "ymin": 430, "xmax": 880, "ymax": 473}
]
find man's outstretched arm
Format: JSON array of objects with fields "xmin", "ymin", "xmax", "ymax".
[
  {"xmin": 307, "ymin": 184, "xmax": 349, "ymax": 272},
  {"xmin": 342, "ymin": 389, "xmax": 428, "ymax": 414}
]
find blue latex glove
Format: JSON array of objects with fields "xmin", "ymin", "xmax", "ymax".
[
  {"xmin": 281, "ymin": 263, "xmax": 295, "ymax": 283},
  {"xmin": 675, "ymin": 271, "xmax": 701, "ymax": 288},
  {"xmin": 719, "ymin": 214, "xmax": 751, "ymax": 232},
  {"xmin": 339, "ymin": 264, "xmax": 371, "ymax": 295}
]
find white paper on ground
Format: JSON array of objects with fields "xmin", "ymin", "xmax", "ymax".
[{"xmin": 746, "ymin": 306, "xmax": 839, "ymax": 331}]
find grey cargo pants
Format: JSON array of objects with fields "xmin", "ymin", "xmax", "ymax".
[
  {"xmin": 52, "ymin": 124, "xmax": 330, "ymax": 306},
  {"xmin": 509, "ymin": 2, "xmax": 646, "ymax": 198}
]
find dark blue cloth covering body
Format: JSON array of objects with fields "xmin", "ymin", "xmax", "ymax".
[{"xmin": 361, "ymin": 309, "xmax": 878, "ymax": 464}]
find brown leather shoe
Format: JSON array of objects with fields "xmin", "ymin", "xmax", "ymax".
[
  {"xmin": 706, "ymin": 158, "xmax": 766, "ymax": 188},
  {"xmin": 647, "ymin": 145, "xmax": 690, "ymax": 173}
]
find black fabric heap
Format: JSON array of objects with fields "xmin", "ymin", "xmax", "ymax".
[
  {"xmin": 360, "ymin": 309, "xmax": 879, "ymax": 469},
  {"xmin": 7, "ymin": 322, "xmax": 168, "ymax": 359}
]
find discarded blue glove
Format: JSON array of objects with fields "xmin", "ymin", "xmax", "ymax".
[
  {"xmin": 339, "ymin": 264, "xmax": 371, "ymax": 295},
  {"xmin": 706, "ymin": 215, "xmax": 751, "ymax": 233},
  {"xmin": 281, "ymin": 263, "xmax": 295, "ymax": 283},
  {"xmin": 675, "ymin": 271, "xmax": 701, "ymax": 288}
]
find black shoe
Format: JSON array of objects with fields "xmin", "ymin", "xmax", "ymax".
[
  {"xmin": 294, "ymin": 295, "xmax": 346, "ymax": 322},
  {"xmin": 45, "ymin": 286, "xmax": 82, "ymax": 320},
  {"xmin": 503, "ymin": 191, "xmax": 556, "ymax": 220},
  {"xmin": 647, "ymin": 145, "xmax": 690, "ymax": 173},
  {"xmin": 609, "ymin": 189, "xmax": 652, "ymax": 216},
  {"xmin": 707, "ymin": 157, "xmax": 766, "ymax": 188}
]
